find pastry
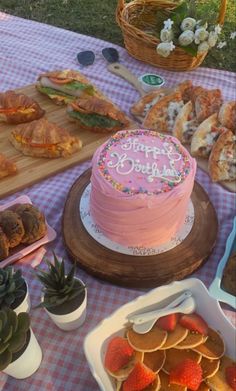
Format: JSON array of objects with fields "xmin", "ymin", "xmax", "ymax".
[
  {"xmin": 67, "ymin": 96, "xmax": 132, "ymax": 133},
  {"xmin": 0, "ymin": 227, "xmax": 9, "ymax": 261},
  {"xmin": 208, "ymin": 129, "xmax": 236, "ymax": 182},
  {"xmin": 194, "ymin": 88, "xmax": 222, "ymax": 123},
  {"xmin": 90, "ymin": 129, "xmax": 196, "ymax": 247},
  {"xmin": 0, "ymin": 90, "xmax": 45, "ymax": 124},
  {"xmin": 0, "ymin": 153, "xmax": 17, "ymax": 179},
  {"xmin": 130, "ymin": 81, "xmax": 192, "ymax": 121},
  {"xmin": 191, "ymin": 114, "xmax": 226, "ymax": 158},
  {"xmin": 10, "ymin": 118, "xmax": 82, "ymax": 158},
  {"xmin": 36, "ymin": 69, "xmax": 104, "ymax": 105},
  {"xmin": 0, "ymin": 210, "xmax": 25, "ymax": 248},
  {"xmin": 172, "ymin": 101, "xmax": 198, "ymax": 144},
  {"xmin": 13, "ymin": 203, "xmax": 46, "ymax": 244},
  {"xmin": 221, "ymin": 252, "xmax": 236, "ymax": 296},
  {"xmin": 218, "ymin": 101, "xmax": 236, "ymax": 131},
  {"xmin": 142, "ymin": 91, "xmax": 184, "ymax": 133}
]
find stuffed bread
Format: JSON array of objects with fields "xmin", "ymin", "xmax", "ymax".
[
  {"xmin": 67, "ymin": 96, "xmax": 132, "ymax": 133},
  {"xmin": 10, "ymin": 118, "xmax": 82, "ymax": 158},
  {"xmin": 0, "ymin": 90, "xmax": 45, "ymax": 124},
  {"xmin": 218, "ymin": 101, "xmax": 236, "ymax": 131},
  {"xmin": 36, "ymin": 69, "xmax": 103, "ymax": 105}
]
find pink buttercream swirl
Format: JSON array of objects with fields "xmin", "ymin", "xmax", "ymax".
[{"xmin": 90, "ymin": 129, "xmax": 196, "ymax": 247}]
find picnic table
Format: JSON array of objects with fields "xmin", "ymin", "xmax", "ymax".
[{"xmin": 0, "ymin": 11, "xmax": 235, "ymax": 391}]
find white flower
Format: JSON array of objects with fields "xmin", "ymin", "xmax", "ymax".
[
  {"xmin": 163, "ymin": 18, "xmax": 174, "ymax": 30},
  {"xmin": 180, "ymin": 17, "xmax": 197, "ymax": 32},
  {"xmin": 208, "ymin": 31, "xmax": 218, "ymax": 48},
  {"xmin": 198, "ymin": 41, "xmax": 210, "ymax": 53},
  {"xmin": 214, "ymin": 24, "xmax": 222, "ymax": 35},
  {"xmin": 156, "ymin": 41, "xmax": 175, "ymax": 57},
  {"xmin": 194, "ymin": 28, "xmax": 209, "ymax": 44},
  {"xmin": 230, "ymin": 31, "xmax": 236, "ymax": 39},
  {"xmin": 160, "ymin": 28, "xmax": 173, "ymax": 42},
  {"xmin": 178, "ymin": 30, "xmax": 195, "ymax": 46},
  {"xmin": 217, "ymin": 41, "xmax": 227, "ymax": 49}
]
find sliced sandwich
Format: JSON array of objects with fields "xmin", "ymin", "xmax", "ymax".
[
  {"xmin": 36, "ymin": 69, "xmax": 103, "ymax": 105},
  {"xmin": 0, "ymin": 90, "xmax": 45, "ymax": 124},
  {"xmin": 67, "ymin": 96, "xmax": 132, "ymax": 133},
  {"xmin": 10, "ymin": 118, "xmax": 82, "ymax": 158},
  {"xmin": 173, "ymin": 101, "xmax": 198, "ymax": 144},
  {"xmin": 218, "ymin": 101, "xmax": 236, "ymax": 131}
]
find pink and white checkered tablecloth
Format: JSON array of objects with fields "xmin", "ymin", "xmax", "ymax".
[{"xmin": 0, "ymin": 11, "xmax": 236, "ymax": 391}]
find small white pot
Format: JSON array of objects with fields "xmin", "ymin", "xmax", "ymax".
[
  {"xmin": 44, "ymin": 279, "xmax": 87, "ymax": 331},
  {"xmin": 3, "ymin": 328, "xmax": 42, "ymax": 379},
  {"xmin": 14, "ymin": 282, "xmax": 31, "ymax": 315}
]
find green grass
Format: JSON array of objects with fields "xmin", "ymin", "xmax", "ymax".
[{"xmin": 0, "ymin": 0, "xmax": 235, "ymax": 71}]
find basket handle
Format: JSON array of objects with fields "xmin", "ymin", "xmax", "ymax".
[{"xmin": 218, "ymin": 0, "xmax": 227, "ymax": 25}]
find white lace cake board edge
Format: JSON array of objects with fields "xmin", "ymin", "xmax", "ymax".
[{"xmin": 79, "ymin": 184, "xmax": 195, "ymax": 257}]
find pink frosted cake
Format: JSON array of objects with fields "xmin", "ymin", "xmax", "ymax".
[{"xmin": 90, "ymin": 129, "xmax": 196, "ymax": 247}]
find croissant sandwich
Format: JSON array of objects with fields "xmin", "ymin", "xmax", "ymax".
[
  {"xmin": 0, "ymin": 90, "xmax": 45, "ymax": 124},
  {"xmin": 10, "ymin": 118, "xmax": 82, "ymax": 158},
  {"xmin": 36, "ymin": 69, "xmax": 103, "ymax": 105},
  {"xmin": 67, "ymin": 96, "xmax": 132, "ymax": 133}
]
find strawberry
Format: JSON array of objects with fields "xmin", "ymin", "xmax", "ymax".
[
  {"xmin": 179, "ymin": 312, "xmax": 208, "ymax": 335},
  {"xmin": 104, "ymin": 336, "xmax": 134, "ymax": 373},
  {"xmin": 225, "ymin": 364, "xmax": 236, "ymax": 390},
  {"xmin": 169, "ymin": 358, "xmax": 202, "ymax": 391},
  {"xmin": 156, "ymin": 313, "xmax": 179, "ymax": 331},
  {"xmin": 123, "ymin": 362, "xmax": 156, "ymax": 391}
]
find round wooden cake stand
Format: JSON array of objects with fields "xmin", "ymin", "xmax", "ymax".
[{"xmin": 62, "ymin": 169, "xmax": 218, "ymax": 289}]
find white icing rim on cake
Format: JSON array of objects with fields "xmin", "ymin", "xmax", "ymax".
[{"xmin": 79, "ymin": 184, "xmax": 195, "ymax": 256}]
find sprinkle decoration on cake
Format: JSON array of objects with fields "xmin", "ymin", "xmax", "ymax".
[{"xmin": 90, "ymin": 129, "xmax": 196, "ymax": 248}]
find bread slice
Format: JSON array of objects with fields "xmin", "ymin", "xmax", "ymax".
[
  {"xmin": 208, "ymin": 129, "xmax": 236, "ymax": 182},
  {"xmin": 0, "ymin": 153, "xmax": 17, "ymax": 179},
  {"xmin": 172, "ymin": 101, "xmax": 198, "ymax": 144},
  {"xmin": 195, "ymin": 89, "xmax": 222, "ymax": 123},
  {"xmin": 218, "ymin": 101, "xmax": 236, "ymax": 131}
]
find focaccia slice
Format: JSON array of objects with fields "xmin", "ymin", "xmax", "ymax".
[
  {"xmin": 172, "ymin": 101, "xmax": 198, "ymax": 144},
  {"xmin": 0, "ymin": 153, "xmax": 17, "ymax": 179},
  {"xmin": 0, "ymin": 90, "xmax": 45, "ymax": 124},
  {"xmin": 191, "ymin": 114, "xmax": 226, "ymax": 158},
  {"xmin": 218, "ymin": 101, "xmax": 236, "ymax": 131},
  {"xmin": 36, "ymin": 69, "xmax": 104, "ymax": 105},
  {"xmin": 208, "ymin": 129, "xmax": 236, "ymax": 182},
  {"xmin": 10, "ymin": 118, "xmax": 82, "ymax": 158},
  {"xmin": 67, "ymin": 96, "xmax": 132, "ymax": 133},
  {"xmin": 195, "ymin": 89, "xmax": 223, "ymax": 123},
  {"xmin": 142, "ymin": 91, "xmax": 184, "ymax": 133}
]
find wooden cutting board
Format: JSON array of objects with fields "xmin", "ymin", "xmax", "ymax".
[{"xmin": 0, "ymin": 84, "xmax": 136, "ymax": 199}]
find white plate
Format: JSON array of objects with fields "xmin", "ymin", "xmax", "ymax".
[
  {"xmin": 209, "ymin": 217, "xmax": 236, "ymax": 309},
  {"xmin": 84, "ymin": 278, "xmax": 235, "ymax": 391},
  {"xmin": 0, "ymin": 195, "xmax": 56, "ymax": 268}
]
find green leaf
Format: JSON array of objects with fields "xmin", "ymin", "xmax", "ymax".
[
  {"xmin": 0, "ymin": 349, "xmax": 12, "ymax": 371},
  {"xmin": 7, "ymin": 281, "xmax": 16, "ymax": 293},
  {"xmin": 8, "ymin": 310, "xmax": 18, "ymax": 333},
  {"xmin": 8, "ymin": 332, "xmax": 27, "ymax": 353},
  {"xmin": 5, "ymin": 294, "xmax": 15, "ymax": 306},
  {"xmin": 1, "ymin": 325, "xmax": 13, "ymax": 343},
  {"xmin": 0, "ymin": 312, "xmax": 7, "ymax": 328},
  {"xmin": 17, "ymin": 313, "xmax": 30, "ymax": 333},
  {"xmin": 180, "ymin": 44, "xmax": 198, "ymax": 56},
  {"xmin": 0, "ymin": 341, "xmax": 9, "ymax": 355}
]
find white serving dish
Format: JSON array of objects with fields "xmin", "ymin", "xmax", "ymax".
[
  {"xmin": 209, "ymin": 216, "xmax": 236, "ymax": 309},
  {"xmin": 0, "ymin": 195, "xmax": 56, "ymax": 268},
  {"xmin": 84, "ymin": 278, "xmax": 235, "ymax": 391}
]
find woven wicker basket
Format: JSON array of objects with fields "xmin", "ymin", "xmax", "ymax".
[{"xmin": 116, "ymin": 0, "xmax": 227, "ymax": 71}]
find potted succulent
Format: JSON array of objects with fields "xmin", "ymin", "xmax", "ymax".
[
  {"xmin": 0, "ymin": 267, "xmax": 30, "ymax": 314},
  {"xmin": 35, "ymin": 253, "xmax": 87, "ymax": 331},
  {"xmin": 0, "ymin": 309, "xmax": 42, "ymax": 379}
]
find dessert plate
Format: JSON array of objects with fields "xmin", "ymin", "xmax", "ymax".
[
  {"xmin": 209, "ymin": 216, "xmax": 236, "ymax": 309},
  {"xmin": 0, "ymin": 195, "xmax": 56, "ymax": 268},
  {"xmin": 83, "ymin": 278, "xmax": 235, "ymax": 391},
  {"xmin": 62, "ymin": 168, "xmax": 218, "ymax": 288},
  {"xmin": 80, "ymin": 183, "xmax": 194, "ymax": 256}
]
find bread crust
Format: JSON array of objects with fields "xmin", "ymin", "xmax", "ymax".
[
  {"xmin": 173, "ymin": 101, "xmax": 193, "ymax": 142},
  {"xmin": 0, "ymin": 153, "xmax": 17, "ymax": 179},
  {"xmin": 191, "ymin": 113, "xmax": 218, "ymax": 157},
  {"xmin": 218, "ymin": 101, "xmax": 236, "ymax": 131},
  {"xmin": 208, "ymin": 129, "xmax": 235, "ymax": 181},
  {"xmin": 10, "ymin": 118, "xmax": 82, "ymax": 158},
  {"xmin": 0, "ymin": 90, "xmax": 45, "ymax": 124},
  {"xmin": 142, "ymin": 91, "xmax": 183, "ymax": 133},
  {"xmin": 195, "ymin": 89, "xmax": 222, "ymax": 123}
]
